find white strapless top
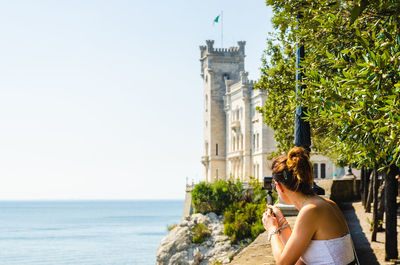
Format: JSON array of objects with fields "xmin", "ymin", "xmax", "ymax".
[{"xmin": 300, "ymin": 234, "xmax": 355, "ymax": 265}]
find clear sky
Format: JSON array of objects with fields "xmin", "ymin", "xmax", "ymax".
[{"xmin": 0, "ymin": 0, "xmax": 273, "ymax": 200}]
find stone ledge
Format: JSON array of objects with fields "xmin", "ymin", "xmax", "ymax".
[{"xmin": 227, "ymin": 216, "xmax": 297, "ymax": 265}]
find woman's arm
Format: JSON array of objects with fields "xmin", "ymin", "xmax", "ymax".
[
  {"xmin": 265, "ymin": 205, "xmax": 318, "ymax": 265},
  {"xmin": 271, "ymin": 206, "xmax": 292, "ymax": 245},
  {"xmin": 279, "ymin": 225, "xmax": 292, "ymax": 245},
  {"xmin": 295, "ymin": 258, "xmax": 306, "ymax": 265}
]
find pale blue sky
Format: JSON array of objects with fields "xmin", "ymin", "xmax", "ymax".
[{"xmin": 0, "ymin": 0, "xmax": 273, "ymax": 200}]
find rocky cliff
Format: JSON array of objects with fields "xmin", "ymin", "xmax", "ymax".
[{"xmin": 156, "ymin": 213, "xmax": 244, "ymax": 265}]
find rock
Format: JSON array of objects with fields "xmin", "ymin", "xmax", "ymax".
[
  {"xmin": 169, "ymin": 251, "xmax": 189, "ymax": 265},
  {"xmin": 191, "ymin": 213, "xmax": 210, "ymax": 225},
  {"xmin": 156, "ymin": 226, "xmax": 191, "ymax": 265},
  {"xmin": 206, "ymin": 212, "xmax": 218, "ymax": 222},
  {"xmin": 193, "ymin": 248, "xmax": 203, "ymax": 265},
  {"xmin": 156, "ymin": 212, "xmax": 242, "ymax": 265}
]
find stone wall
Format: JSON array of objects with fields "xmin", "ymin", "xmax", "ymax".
[{"xmin": 317, "ymin": 178, "xmax": 361, "ymax": 202}]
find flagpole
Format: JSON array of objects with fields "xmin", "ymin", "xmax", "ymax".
[{"xmin": 221, "ymin": 10, "xmax": 223, "ymax": 48}]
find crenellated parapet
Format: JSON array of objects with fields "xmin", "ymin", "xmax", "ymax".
[
  {"xmin": 200, "ymin": 40, "xmax": 245, "ymax": 59},
  {"xmin": 239, "ymin": 71, "xmax": 255, "ymax": 87}
]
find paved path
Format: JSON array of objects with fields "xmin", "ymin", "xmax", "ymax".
[{"xmin": 340, "ymin": 201, "xmax": 400, "ymax": 265}]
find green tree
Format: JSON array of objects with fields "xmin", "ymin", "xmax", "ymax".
[
  {"xmin": 255, "ymin": 37, "xmax": 296, "ymax": 157},
  {"xmin": 261, "ymin": 0, "xmax": 400, "ymax": 259}
]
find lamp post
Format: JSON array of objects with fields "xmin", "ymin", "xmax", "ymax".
[
  {"xmin": 344, "ymin": 165, "xmax": 355, "ymax": 178},
  {"xmin": 294, "ymin": 11, "xmax": 311, "ymax": 153}
]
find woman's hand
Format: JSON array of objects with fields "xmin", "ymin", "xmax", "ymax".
[
  {"xmin": 270, "ymin": 205, "xmax": 285, "ymax": 226},
  {"xmin": 262, "ymin": 209, "xmax": 278, "ymax": 234}
]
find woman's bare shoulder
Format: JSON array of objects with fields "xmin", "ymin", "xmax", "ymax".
[
  {"xmin": 321, "ymin": 197, "xmax": 342, "ymax": 211},
  {"xmin": 299, "ymin": 197, "xmax": 335, "ymax": 219},
  {"xmin": 297, "ymin": 202, "xmax": 320, "ymax": 219}
]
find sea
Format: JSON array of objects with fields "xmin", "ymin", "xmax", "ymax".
[{"xmin": 0, "ymin": 200, "xmax": 184, "ymax": 265}]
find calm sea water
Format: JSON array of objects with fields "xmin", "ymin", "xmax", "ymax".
[{"xmin": 0, "ymin": 200, "xmax": 184, "ymax": 265}]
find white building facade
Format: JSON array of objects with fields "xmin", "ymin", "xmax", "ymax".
[{"xmin": 200, "ymin": 40, "xmax": 337, "ymax": 183}]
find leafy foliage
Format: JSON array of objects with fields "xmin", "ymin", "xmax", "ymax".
[
  {"xmin": 223, "ymin": 202, "xmax": 267, "ymax": 244},
  {"xmin": 255, "ymin": 37, "xmax": 296, "ymax": 157},
  {"xmin": 260, "ymin": 0, "xmax": 400, "ymax": 259},
  {"xmin": 191, "ymin": 223, "xmax": 211, "ymax": 244},
  {"xmin": 191, "ymin": 180, "xmax": 244, "ymax": 215},
  {"xmin": 167, "ymin": 223, "xmax": 177, "ymax": 232},
  {"xmin": 261, "ymin": 0, "xmax": 400, "ymax": 170},
  {"xmin": 191, "ymin": 179, "xmax": 274, "ymax": 244}
]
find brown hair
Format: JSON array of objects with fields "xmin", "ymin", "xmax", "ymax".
[{"xmin": 271, "ymin": 147, "xmax": 314, "ymax": 195}]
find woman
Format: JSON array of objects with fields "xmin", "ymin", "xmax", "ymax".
[{"xmin": 262, "ymin": 147, "xmax": 356, "ymax": 265}]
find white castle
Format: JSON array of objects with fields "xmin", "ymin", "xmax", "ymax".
[{"xmin": 200, "ymin": 40, "xmax": 337, "ymax": 183}]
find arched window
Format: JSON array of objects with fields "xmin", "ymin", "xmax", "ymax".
[
  {"xmin": 223, "ymin": 73, "xmax": 230, "ymax": 80},
  {"xmin": 313, "ymin": 164, "xmax": 319, "ymax": 178},
  {"xmin": 321, "ymin": 163, "xmax": 326, "ymax": 179},
  {"xmin": 256, "ymin": 133, "xmax": 259, "ymax": 149}
]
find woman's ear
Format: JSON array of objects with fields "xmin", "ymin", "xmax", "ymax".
[{"xmin": 276, "ymin": 182, "xmax": 284, "ymax": 193}]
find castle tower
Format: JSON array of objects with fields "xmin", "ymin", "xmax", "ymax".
[
  {"xmin": 200, "ymin": 40, "xmax": 246, "ymax": 182},
  {"xmin": 199, "ymin": 39, "xmax": 339, "ymax": 183}
]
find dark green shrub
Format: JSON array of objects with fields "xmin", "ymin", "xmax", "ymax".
[
  {"xmin": 191, "ymin": 182, "xmax": 215, "ymax": 213},
  {"xmin": 191, "ymin": 180, "xmax": 244, "ymax": 214},
  {"xmin": 251, "ymin": 221, "xmax": 265, "ymax": 239},
  {"xmin": 212, "ymin": 180, "xmax": 244, "ymax": 214},
  {"xmin": 223, "ymin": 202, "xmax": 267, "ymax": 243},
  {"xmin": 191, "ymin": 223, "xmax": 211, "ymax": 244},
  {"xmin": 191, "ymin": 178, "xmax": 273, "ymax": 244},
  {"xmin": 222, "ymin": 203, "xmax": 237, "ymax": 224}
]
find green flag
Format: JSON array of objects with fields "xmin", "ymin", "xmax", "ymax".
[{"xmin": 213, "ymin": 15, "xmax": 220, "ymax": 25}]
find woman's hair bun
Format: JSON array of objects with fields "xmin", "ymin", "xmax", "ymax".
[{"xmin": 286, "ymin": 147, "xmax": 313, "ymax": 186}]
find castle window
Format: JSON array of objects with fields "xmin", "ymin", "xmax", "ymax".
[
  {"xmin": 321, "ymin": 163, "xmax": 326, "ymax": 179},
  {"xmin": 205, "ymin": 142, "xmax": 208, "ymax": 156},
  {"xmin": 205, "ymin": 95, "xmax": 208, "ymax": 112},
  {"xmin": 256, "ymin": 133, "xmax": 259, "ymax": 149},
  {"xmin": 223, "ymin": 74, "xmax": 230, "ymax": 80},
  {"xmin": 313, "ymin": 164, "xmax": 318, "ymax": 178},
  {"xmin": 216, "ymin": 143, "xmax": 218, "ymax": 156}
]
